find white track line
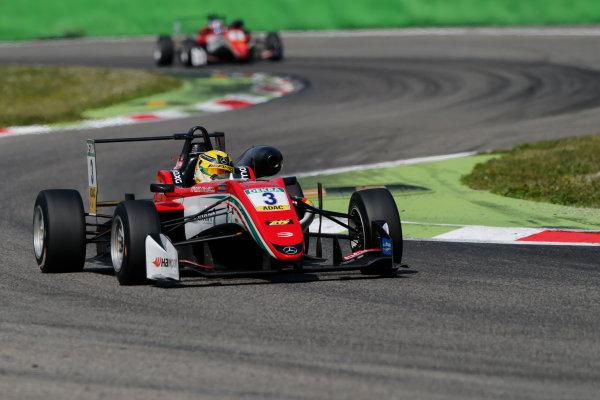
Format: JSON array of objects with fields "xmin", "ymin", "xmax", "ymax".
[{"xmin": 295, "ymin": 151, "xmax": 477, "ymax": 177}]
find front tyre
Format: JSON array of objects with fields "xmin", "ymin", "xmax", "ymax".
[
  {"xmin": 348, "ymin": 188, "xmax": 403, "ymax": 274},
  {"xmin": 154, "ymin": 35, "xmax": 174, "ymax": 66},
  {"xmin": 265, "ymin": 33, "xmax": 283, "ymax": 61},
  {"xmin": 33, "ymin": 189, "xmax": 86, "ymax": 273},
  {"xmin": 111, "ymin": 201, "xmax": 160, "ymax": 285}
]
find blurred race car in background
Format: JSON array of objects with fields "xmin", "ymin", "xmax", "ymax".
[
  {"xmin": 32, "ymin": 126, "xmax": 403, "ymax": 286},
  {"xmin": 154, "ymin": 15, "xmax": 283, "ymax": 67}
]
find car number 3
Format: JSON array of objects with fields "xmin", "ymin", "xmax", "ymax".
[{"xmin": 262, "ymin": 192, "xmax": 277, "ymax": 205}]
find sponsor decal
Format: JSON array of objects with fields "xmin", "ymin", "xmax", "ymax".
[
  {"xmin": 174, "ymin": 156, "xmax": 184, "ymax": 169},
  {"xmin": 171, "ymin": 170, "xmax": 183, "ymax": 185},
  {"xmin": 86, "ymin": 140, "xmax": 95, "ymax": 157},
  {"xmin": 245, "ymin": 187, "xmax": 284, "ymax": 194},
  {"xmin": 245, "ymin": 187, "xmax": 290, "ymax": 211},
  {"xmin": 282, "ymin": 246, "xmax": 299, "ymax": 255},
  {"xmin": 191, "ymin": 185, "xmax": 215, "ymax": 193},
  {"xmin": 343, "ymin": 248, "xmax": 381, "ymax": 261},
  {"xmin": 217, "ymin": 155, "xmax": 230, "ymax": 165},
  {"xmin": 152, "ymin": 257, "xmax": 177, "ymax": 268},
  {"xmin": 277, "ymin": 232, "xmax": 294, "ymax": 238},
  {"xmin": 266, "ymin": 219, "xmax": 293, "ymax": 226},
  {"xmin": 217, "ymin": 184, "xmax": 227, "ymax": 193},
  {"xmin": 382, "ymin": 238, "xmax": 392, "ymax": 256},
  {"xmin": 257, "ymin": 204, "xmax": 290, "ymax": 211},
  {"xmin": 200, "ymin": 153, "xmax": 217, "ymax": 163},
  {"xmin": 238, "ymin": 166, "xmax": 251, "ymax": 180},
  {"xmin": 88, "ymin": 187, "xmax": 97, "ymax": 214},
  {"xmin": 89, "ymin": 159, "xmax": 95, "ymax": 186},
  {"xmin": 271, "ymin": 241, "xmax": 303, "ymax": 257},
  {"xmin": 207, "ymin": 163, "xmax": 234, "ymax": 172},
  {"xmin": 195, "ymin": 210, "xmax": 218, "ymax": 222}
]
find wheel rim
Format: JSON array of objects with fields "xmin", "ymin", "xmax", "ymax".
[
  {"xmin": 33, "ymin": 205, "xmax": 45, "ymax": 259},
  {"xmin": 190, "ymin": 47, "xmax": 207, "ymax": 66},
  {"xmin": 180, "ymin": 50, "xmax": 189, "ymax": 64},
  {"xmin": 111, "ymin": 216, "xmax": 125, "ymax": 272},
  {"xmin": 153, "ymin": 48, "xmax": 162, "ymax": 61},
  {"xmin": 348, "ymin": 206, "xmax": 365, "ymax": 252}
]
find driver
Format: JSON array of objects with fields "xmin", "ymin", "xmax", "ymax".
[
  {"xmin": 194, "ymin": 150, "xmax": 235, "ymax": 183},
  {"xmin": 207, "ymin": 18, "xmax": 224, "ymax": 35}
]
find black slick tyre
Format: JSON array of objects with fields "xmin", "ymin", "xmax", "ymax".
[
  {"xmin": 154, "ymin": 35, "xmax": 174, "ymax": 66},
  {"xmin": 33, "ymin": 189, "xmax": 86, "ymax": 273},
  {"xmin": 110, "ymin": 201, "xmax": 160, "ymax": 285},
  {"xmin": 347, "ymin": 188, "xmax": 403, "ymax": 274},
  {"xmin": 265, "ymin": 33, "xmax": 283, "ymax": 61}
]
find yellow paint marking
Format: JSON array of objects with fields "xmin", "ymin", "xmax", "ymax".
[{"xmin": 147, "ymin": 101, "xmax": 167, "ymax": 107}]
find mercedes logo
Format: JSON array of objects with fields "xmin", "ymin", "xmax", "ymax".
[{"xmin": 282, "ymin": 246, "xmax": 298, "ymax": 255}]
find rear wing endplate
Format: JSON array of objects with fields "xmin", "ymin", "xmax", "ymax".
[
  {"xmin": 86, "ymin": 139, "xmax": 98, "ymax": 215},
  {"xmin": 85, "ymin": 126, "xmax": 225, "ymax": 215}
]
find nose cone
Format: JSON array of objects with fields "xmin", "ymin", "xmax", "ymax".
[{"xmin": 270, "ymin": 241, "xmax": 303, "ymax": 259}]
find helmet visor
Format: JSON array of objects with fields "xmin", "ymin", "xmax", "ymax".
[{"xmin": 204, "ymin": 163, "xmax": 234, "ymax": 179}]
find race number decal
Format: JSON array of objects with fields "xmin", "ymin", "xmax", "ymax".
[{"xmin": 244, "ymin": 187, "xmax": 290, "ymax": 211}]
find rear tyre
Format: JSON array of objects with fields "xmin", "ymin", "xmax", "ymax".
[
  {"xmin": 154, "ymin": 35, "xmax": 174, "ymax": 66},
  {"xmin": 347, "ymin": 188, "xmax": 402, "ymax": 274},
  {"xmin": 33, "ymin": 189, "xmax": 86, "ymax": 273},
  {"xmin": 111, "ymin": 201, "xmax": 160, "ymax": 285},
  {"xmin": 265, "ymin": 33, "xmax": 283, "ymax": 61}
]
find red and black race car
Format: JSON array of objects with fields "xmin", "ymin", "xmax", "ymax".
[
  {"xmin": 154, "ymin": 15, "xmax": 283, "ymax": 67},
  {"xmin": 32, "ymin": 126, "xmax": 403, "ymax": 286}
]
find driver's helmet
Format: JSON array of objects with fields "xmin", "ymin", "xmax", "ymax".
[
  {"xmin": 208, "ymin": 19, "xmax": 224, "ymax": 34},
  {"xmin": 195, "ymin": 150, "xmax": 234, "ymax": 183}
]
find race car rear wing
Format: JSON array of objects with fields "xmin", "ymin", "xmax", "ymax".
[{"xmin": 86, "ymin": 125, "xmax": 225, "ymax": 215}]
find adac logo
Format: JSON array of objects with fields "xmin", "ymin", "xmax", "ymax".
[
  {"xmin": 152, "ymin": 257, "xmax": 177, "ymax": 268},
  {"xmin": 256, "ymin": 205, "xmax": 289, "ymax": 211},
  {"xmin": 266, "ymin": 219, "xmax": 293, "ymax": 226}
]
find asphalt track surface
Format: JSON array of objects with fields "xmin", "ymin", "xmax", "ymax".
[{"xmin": 1, "ymin": 30, "xmax": 600, "ymax": 399}]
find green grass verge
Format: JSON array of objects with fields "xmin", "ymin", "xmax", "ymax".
[
  {"xmin": 83, "ymin": 73, "xmax": 253, "ymax": 119},
  {"xmin": 297, "ymin": 154, "xmax": 600, "ymax": 238},
  {"xmin": 2, "ymin": 0, "xmax": 600, "ymax": 41},
  {"xmin": 0, "ymin": 65, "xmax": 181, "ymax": 127},
  {"xmin": 461, "ymin": 135, "xmax": 600, "ymax": 208}
]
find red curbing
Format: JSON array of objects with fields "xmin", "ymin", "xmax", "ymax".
[
  {"xmin": 129, "ymin": 114, "xmax": 163, "ymax": 121},
  {"xmin": 215, "ymin": 99, "xmax": 254, "ymax": 109},
  {"xmin": 518, "ymin": 230, "xmax": 600, "ymax": 243}
]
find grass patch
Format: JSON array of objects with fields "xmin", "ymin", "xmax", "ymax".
[
  {"xmin": 297, "ymin": 154, "xmax": 600, "ymax": 236},
  {"xmin": 0, "ymin": 65, "xmax": 181, "ymax": 127},
  {"xmin": 461, "ymin": 135, "xmax": 600, "ymax": 208}
]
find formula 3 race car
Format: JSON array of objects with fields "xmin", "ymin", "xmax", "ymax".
[
  {"xmin": 154, "ymin": 15, "xmax": 283, "ymax": 67},
  {"xmin": 32, "ymin": 126, "xmax": 403, "ymax": 286}
]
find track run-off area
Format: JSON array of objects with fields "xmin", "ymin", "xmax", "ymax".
[{"xmin": 1, "ymin": 28, "xmax": 600, "ymax": 399}]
